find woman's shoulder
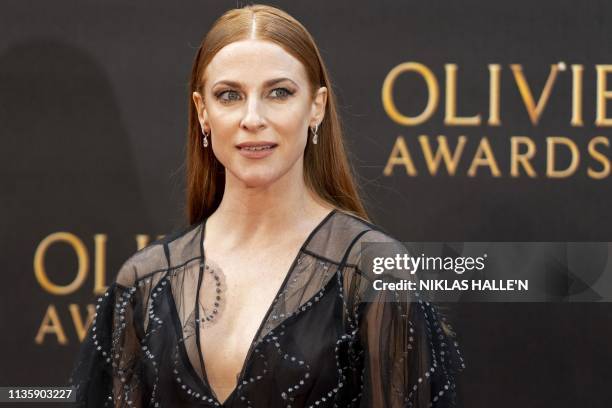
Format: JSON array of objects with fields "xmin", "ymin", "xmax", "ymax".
[
  {"xmin": 314, "ymin": 209, "xmax": 407, "ymax": 267},
  {"xmin": 331, "ymin": 209, "xmax": 403, "ymax": 245},
  {"xmin": 114, "ymin": 221, "xmax": 203, "ymax": 287}
]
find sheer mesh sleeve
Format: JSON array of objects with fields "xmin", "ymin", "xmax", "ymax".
[
  {"xmin": 69, "ymin": 256, "xmax": 146, "ymax": 407},
  {"xmin": 349, "ymin": 230, "xmax": 465, "ymax": 408}
]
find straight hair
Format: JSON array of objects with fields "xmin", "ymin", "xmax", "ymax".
[{"xmin": 186, "ymin": 4, "xmax": 370, "ymax": 225}]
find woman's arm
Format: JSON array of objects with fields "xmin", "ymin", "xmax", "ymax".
[
  {"xmin": 69, "ymin": 258, "xmax": 146, "ymax": 407},
  {"xmin": 347, "ymin": 231, "xmax": 465, "ymax": 407}
]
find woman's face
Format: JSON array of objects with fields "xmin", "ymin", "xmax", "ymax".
[{"xmin": 192, "ymin": 39, "xmax": 327, "ymax": 188}]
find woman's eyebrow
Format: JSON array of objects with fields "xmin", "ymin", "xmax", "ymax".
[{"xmin": 212, "ymin": 77, "xmax": 298, "ymax": 89}]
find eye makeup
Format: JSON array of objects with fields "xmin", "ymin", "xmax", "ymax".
[{"xmin": 214, "ymin": 86, "xmax": 296, "ymax": 104}]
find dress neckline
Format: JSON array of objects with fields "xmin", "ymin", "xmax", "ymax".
[{"xmin": 194, "ymin": 208, "xmax": 338, "ymax": 406}]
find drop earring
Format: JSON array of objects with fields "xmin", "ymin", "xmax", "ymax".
[
  {"xmin": 311, "ymin": 124, "xmax": 319, "ymax": 145},
  {"xmin": 202, "ymin": 129, "xmax": 209, "ymax": 148}
]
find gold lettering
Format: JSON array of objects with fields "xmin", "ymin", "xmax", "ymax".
[
  {"xmin": 69, "ymin": 303, "xmax": 96, "ymax": 341},
  {"xmin": 94, "ymin": 234, "xmax": 107, "ymax": 295},
  {"xmin": 467, "ymin": 137, "xmax": 501, "ymax": 177},
  {"xmin": 419, "ymin": 135, "xmax": 467, "ymax": 175},
  {"xmin": 510, "ymin": 136, "xmax": 537, "ymax": 177},
  {"xmin": 511, "ymin": 64, "xmax": 560, "ymax": 125},
  {"xmin": 596, "ymin": 65, "xmax": 612, "ymax": 126},
  {"xmin": 382, "ymin": 62, "xmax": 439, "ymax": 126},
  {"xmin": 136, "ymin": 234, "xmax": 153, "ymax": 250},
  {"xmin": 445, "ymin": 64, "xmax": 481, "ymax": 125},
  {"xmin": 571, "ymin": 64, "xmax": 584, "ymax": 126},
  {"xmin": 384, "ymin": 136, "xmax": 417, "ymax": 176},
  {"xmin": 488, "ymin": 64, "xmax": 502, "ymax": 126},
  {"xmin": 35, "ymin": 304, "xmax": 67, "ymax": 345},
  {"xmin": 587, "ymin": 136, "xmax": 610, "ymax": 179},
  {"xmin": 546, "ymin": 137, "xmax": 580, "ymax": 178},
  {"xmin": 34, "ymin": 232, "xmax": 88, "ymax": 295}
]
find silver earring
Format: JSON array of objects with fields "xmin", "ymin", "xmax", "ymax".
[
  {"xmin": 311, "ymin": 124, "xmax": 319, "ymax": 144},
  {"xmin": 202, "ymin": 129, "xmax": 209, "ymax": 148}
]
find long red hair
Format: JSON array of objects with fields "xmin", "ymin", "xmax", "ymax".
[{"xmin": 186, "ymin": 4, "xmax": 369, "ymax": 225}]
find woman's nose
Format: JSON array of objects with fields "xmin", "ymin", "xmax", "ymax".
[{"xmin": 240, "ymin": 96, "xmax": 266, "ymax": 131}]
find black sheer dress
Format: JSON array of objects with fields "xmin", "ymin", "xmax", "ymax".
[{"xmin": 69, "ymin": 209, "xmax": 464, "ymax": 407}]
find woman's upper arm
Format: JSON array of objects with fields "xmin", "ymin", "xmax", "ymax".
[{"xmin": 346, "ymin": 230, "xmax": 465, "ymax": 407}]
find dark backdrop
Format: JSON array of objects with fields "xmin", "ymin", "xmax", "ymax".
[{"xmin": 1, "ymin": 1, "xmax": 611, "ymax": 407}]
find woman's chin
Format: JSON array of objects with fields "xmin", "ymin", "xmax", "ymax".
[{"xmin": 234, "ymin": 171, "xmax": 280, "ymax": 189}]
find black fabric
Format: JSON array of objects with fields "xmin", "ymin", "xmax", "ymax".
[{"xmin": 69, "ymin": 209, "xmax": 464, "ymax": 407}]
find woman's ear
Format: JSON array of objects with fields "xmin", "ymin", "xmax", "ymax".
[
  {"xmin": 192, "ymin": 91, "xmax": 208, "ymax": 132},
  {"xmin": 310, "ymin": 86, "xmax": 328, "ymax": 126}
]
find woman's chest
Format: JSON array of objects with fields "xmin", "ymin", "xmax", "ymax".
[
  {"xmin": 196, "ymin": 250, "xmax": 306, "ymax": 400},
  {"xmin": 148, "ymin": 269, "xmax": 354, "ymax": 407}
]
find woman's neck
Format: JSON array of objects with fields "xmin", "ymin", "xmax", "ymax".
[{"xmin": 205, "ymin": 165, "xmax": 333, "ymax": 250}]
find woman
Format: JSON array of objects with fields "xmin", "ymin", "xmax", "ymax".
[{"xmin": 70, "ymin": 4, "xmax": 463, "ymax": 407}]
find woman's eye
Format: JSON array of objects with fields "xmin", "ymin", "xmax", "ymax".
[
  {"xmin": 215, "ymin": 88, "xmax": 293, "ymax": 103},
  {"xmin": 217, "ymin": 90, "xmax": 240, "ymax": 103},
  {"xmin": 270, "ymin": 87, "xmax": 293, "ymax": 99}
]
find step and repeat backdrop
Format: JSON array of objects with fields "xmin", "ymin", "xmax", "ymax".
[{"xmin": 1, "ymin": 0, "xmax": 611, "ymax": 406}]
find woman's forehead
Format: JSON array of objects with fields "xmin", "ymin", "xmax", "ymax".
[{"xmin": 204, "ymin": 39, "xmax": 308, "ymax": 87}]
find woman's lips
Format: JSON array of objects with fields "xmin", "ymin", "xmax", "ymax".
[{"xmin": 236, "ymin": 143, "xmax": 278, "ymax": 159}]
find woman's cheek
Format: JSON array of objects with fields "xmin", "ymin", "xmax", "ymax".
[{"xmin": 209, "ymin": 138, "xmax": 233, "ymax": 169}]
